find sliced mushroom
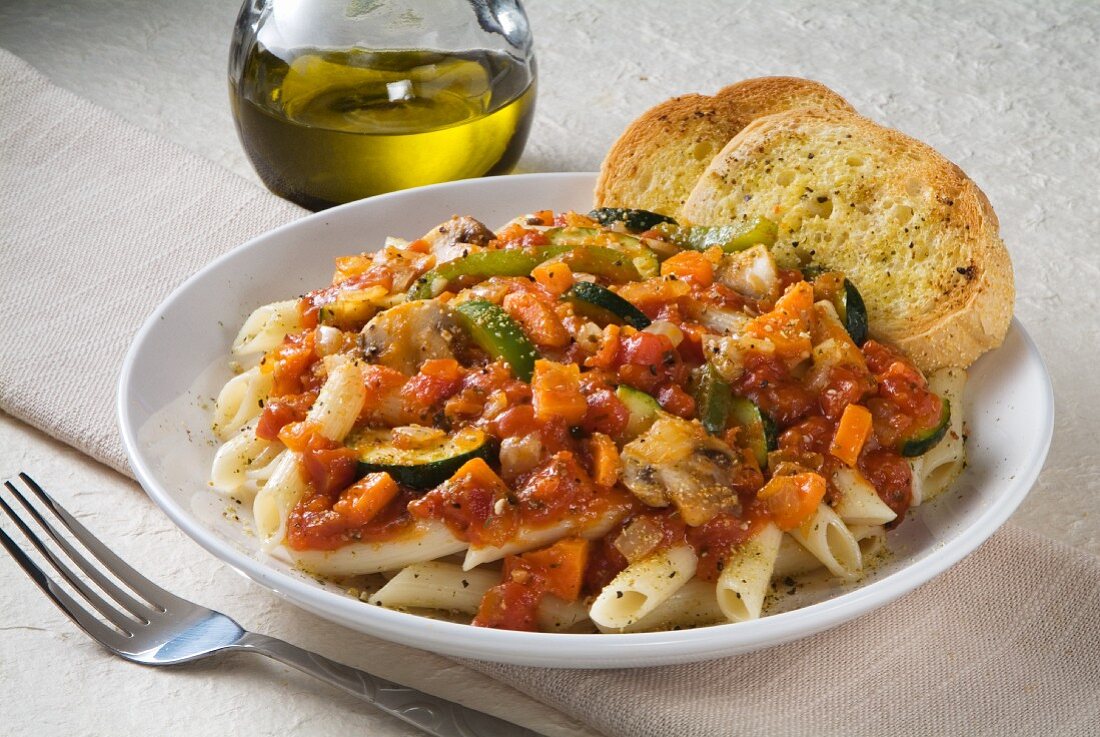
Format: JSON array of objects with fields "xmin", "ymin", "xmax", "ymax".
[
  {"xmin": 620, "ymin": 415, "xmax": 743, "ymax": 526},
  {"xmin": 360, "ymin": 299, "xmax": 458, "ymax": 375},
  {"xmin": 421, "ymin": 215, "xmax": 494, "ymax": 265}
]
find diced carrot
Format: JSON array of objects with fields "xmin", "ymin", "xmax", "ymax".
[
  {"xmin": 743, "ymin": 280, "xmax": 815, "ymax": 361},
  {"xmin": 585, "ymin": 324, "xmax": 621, "ymax": 369},
  {"xmin": 531, "ymin": 261, "xmax": 574, "ymax": 295},
  {"xmin": 405, "ymin": 238, "xmax": 431, "ymax": 253},
  {"xmin": 420, "ymin": 358, "xmax": 462, "ymax": 381},
  {"xmin": 502, "ymin": 291, "xmax": 571, "ymax": 348},
  {"xmin": 660, "ymin": 250, "xmax": 715, "ymax": 287},
  {"xmin": 757, "ymin": 472, "xmax": 826, "ymax": 531},
  {"xmin": 332, "ymin": 472, "xmax": 400, "ymax": 526},
  {"xmin": 586, "ymin": 432, "xmax": 621, "ymax": 488},
  {"xmin": 616, "ymin": 277, "xmax": 692, "ymax": 308},
  {"xmin": 532, "ymin": 209, "xmax": 554, "ymax": 226},
  {"xmin": 452, "ymin": 456, "xmax": 507, "ymax": 489},
  {"xmin": 531, "ymin": 359, "xmax": 588, "ymax": 424},
  {"xmin": 509, "ymin": 537, "xmax": 591, "ymax": 602},
  {"xmin": 829, "ymin": 403, "xmax": 874, "ymax": 466}
]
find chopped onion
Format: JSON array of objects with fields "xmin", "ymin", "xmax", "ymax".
[
  {"xmin": 315, "ymin": 325, "xmax": 346, "ymax": 356},
  {"xmin": 500, "ymin": 434, "xmax": 543, "ymax": 480},
  {"xmin": 644, "ymin": 320, "xmax": 684, "ymax": 347},
  {"xmin": 613, "ymin": 516, "xmax": 664, "ymax": 563}
]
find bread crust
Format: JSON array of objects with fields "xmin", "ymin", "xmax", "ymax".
[
  {"xmin": 595, "ymin": 78, "xmax": 854, "ymax": 219},
  {"xmin": 682, "ymin": 108, "xmax": 1014, "ymax": 371}
]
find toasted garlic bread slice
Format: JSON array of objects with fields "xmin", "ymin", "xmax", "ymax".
[
  {"xmin": 682, "ymin": 109, "xmax": 1013, "ymax": 371},
  {"xmin": 595, "ymin": 77, "xmax": 854, "ymax": 220}
]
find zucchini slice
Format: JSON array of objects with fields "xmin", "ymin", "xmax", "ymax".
[
  {"xmin": 728, "ymin": 396, "xmax": 777, "ymax": 469},
  {"xmin": 695, "ymin": 364, "xmax": 732, "ymax": 436},
  {"xmin": 837, "ymin": 279, "xmax": 868, "ymax": 346},
  {"xmin": 899, "ymin": 398, "xmax": 951, "ymax": 457},
  {"xmin": 615, "ymin": 385, "xmax": 661, "ymax": 440},
  {"xmin": 453, "ymin": 300, "xmax": 539, "ymax": 382},
  {"xmin": 348, "ymin": 426, "xmax": 494, "ymax": 489},
  {"xmin": 564, "ymin": 282, "xmax": 651, "ymax": 330},
  {"xmin": 408, "ymin": 249, "xmax": 545, "ymax": 300},
  {"xmin": 587, "ymin": 208, "xmax": 677, "ymax": 232}
]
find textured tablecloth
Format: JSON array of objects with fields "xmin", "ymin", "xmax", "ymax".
[{"xmin": 2, "ymin": 1, "xmax": 1100, "ymax": 736}]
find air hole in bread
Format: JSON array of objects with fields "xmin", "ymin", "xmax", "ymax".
[
  {"xmin": 776, "ymin": 169, "xmax": 797, "ymax": 186},
  {"xmin": 806, "ymin": 196, "xmax": 833, "ymax": 219},
  {"xmin": 691, "ymin": 142, "xmax": 714, "ymax": 161},
  {"xmin": 905, "ymin": 177, "xmax": 924, "ymax": 197},
  {"xmin": 891, "ymin": 204, "xmax": 914, "ymax": 225},
  {"xmin": 845, "ymin": 155, "xmax": 865, "ymax": 167}
]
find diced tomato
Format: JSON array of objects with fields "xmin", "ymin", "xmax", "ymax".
[
  {"xmin": 687, "ymin": 506, "xmax": 768, "ymax": 581},
  {"xmin": 255, "ymin": 392, "xmax": 316, "ymax": 440},
  {"xmin": 472, "ymin": 579, "xmax": 541, "ymax": 631},
  {"xmin": 401, "ymin": 358, "xmax": 464, "ymax": 411},
  {"xmin": 300, "ymin": 447, "xmax": 359, "ymax": 497},
  {"xmin": 657, "ymin": 384, "xmax": 696, "ymax": 418},
  {"xmin": 581, "ymin": 388, "xmax": 629, "ymax": 437},
  {"xmin": 262, "ymin": 332, "xmax": 319, "ymax": 396},
  {"xmin": 860, "ymin": 449, "xmax": 913, "ymax": 525}
]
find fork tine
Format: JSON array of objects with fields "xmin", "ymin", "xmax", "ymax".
[
  {"xmin": 0, "ymin": 486, "xmax": 140, "ymax": 633},
  {"xmin": 0, "ymin": 516, "xmax": 128, "ymax": 649},
  {"xmin": 4, "ymin": 480, "xmax": 153, "ymax": 622},
  {"xmin": 17, "ymin": 473, "xmax": 185, "ymax": 612}
]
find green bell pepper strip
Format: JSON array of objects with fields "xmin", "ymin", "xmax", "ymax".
[
  {"xmin": 453, "ymin": 300, "xmax": 539, "ymax": 382},
  {"xmin": 654, "ymin": 217, "xmax": 778, "ymax": 253}
]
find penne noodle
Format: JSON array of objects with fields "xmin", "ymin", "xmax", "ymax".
[
  {"xmin": 211, "ymin": 366, "xmax": 273, "ymax": 441},
  {"xmin": 716, "ymin": 522, "xmax": 783, "ymax": 623},
  {"xmin": 831, "ymin": 466, "xmax": 897, "ymax": 526},
  {"xmin": 613, "ymin": 579, "xmax": 725, "ymax": 634},
  {"xmin": 785, "ymin": 503, "xmax": 862, "ymax": 580},
  {"xmin": 590, "ymin": 544, "xmax": 697, "ymax": 630},
  {"xmin": 232, "ymin": 299, "xmax": 303, "ymax": 355},
  {"xmin": 911, "ymin": 367, "xmax": 967, "ymax": 506},
  {"xmin": 292, "ymin": 521, "xmax": 467, "ymax": 577},
  {"xmin": 462, "ymin": 506, "xmax": 627, "ymax": 571}
]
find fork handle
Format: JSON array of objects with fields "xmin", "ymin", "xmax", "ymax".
[{"xmin": 232, "ymin": 632, "xmax": 542, "ymax": 737}]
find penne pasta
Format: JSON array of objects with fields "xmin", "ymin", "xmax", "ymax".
[
  {"xmin": 211, "ymin": 366, "xmax": 274, "ymax": 441},
  {"xmin": 911, "ymin": 367, "xmax": 967, "ymax": 506},
  {"xmin": 462, "ymin": 507, "xmax": 627, "ymax": 570},
  {"xmin": 716, "ymin": 522, "xmax": 783, "ymax": 623},
  {"xmin": 831, "ymin": 467, "xmax": 898, "ymax": 526},
  {"xmin": 786, "ymin": 503, "xmax": 862, "ymax": 580},
  {"xmin": 292, "ymin": 521, "xmax": 467, "ymax": 577},
  {"xmin": 590, "ymin": 544, "xmax": 697, "ymax": 631},
  {"xmin": 232, "ymin": 299, "xmax": 303, "ymax": 355},
  {"xmin": 613, "ymin": 579, "xmax": 725, "ymax": 634}
]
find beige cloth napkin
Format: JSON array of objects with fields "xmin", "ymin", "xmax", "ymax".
[{"xmin": 2, "ymin": 48, "xmax": 1098, "ymax": 737}]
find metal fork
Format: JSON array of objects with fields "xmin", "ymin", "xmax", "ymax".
[{"xmin": 0, "ymin": 473, "xmax": 541, "ymax": 737}]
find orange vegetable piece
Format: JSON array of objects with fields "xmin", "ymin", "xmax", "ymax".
[
  {"xmin": 532, "ymin": 209, "xmax": 554, "ymax": 226},
  {"xmin": 743, "ymin": 281, "xmax": 814, "ymax": 360},
  {"xmin": 502, "ymin": 291, "xmax": 571, "ymax": 348},
  {"xmin": 451, "ymin": 457, "xmax": 506, "ymax": 489},
  {"xmin": 507, "ymin": 537, "xmax": 591, "ymax": 602},
  {"xmin": 532, "ymin": 261, "xmax": 574, "ymax": 295},
  {"xmin": 531, "ymin": 359, "xmax": 588, "ymax": 424},
  {"xmin": 586, "ymin": 432, "xmax": 621, "ymax": 488},
  {"xmin": 829, "ymin": 403, "xmax": 873, "ymax": 466},
  {"xmin": 757, "ymin": 472, "xmax": 826, "ymax": 531},
  {"xmin": 333, "ymin": 472, "xmax": 400, "ymax": 526},
  {"xmin": 585, "ymin": 323, "xmax": 621, "ymax": 369},
  {"xmin": 660, "ymin": 250, "xmax": 714, "ymax": 287}
]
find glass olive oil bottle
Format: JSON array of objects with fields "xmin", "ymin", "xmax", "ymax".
[{"xmin": 231, "ymin": 47, "xmax": 536, "ymax": 210}]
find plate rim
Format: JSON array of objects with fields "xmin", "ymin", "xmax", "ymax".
[{"xmin": 117, "ymin": 172, "xmax": 1055, "ymax": 667}]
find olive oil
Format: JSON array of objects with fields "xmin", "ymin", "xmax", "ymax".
[{"xmin": 231, "ymin": 47, "xmax": 536, "ymax": 210}]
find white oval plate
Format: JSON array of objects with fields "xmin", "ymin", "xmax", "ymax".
[{"xmin": 118, "ymin": 172, "xmax": 1053, "ymax": 668}]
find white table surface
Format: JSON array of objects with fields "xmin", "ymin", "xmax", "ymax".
[{"xmin": 1, "ymin": 1, "xmax": 1098, "ymax": 735}]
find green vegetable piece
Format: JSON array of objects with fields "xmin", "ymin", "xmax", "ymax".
[
  {"xmin": 564, "ymin": 281, "xmax": 651, "ymax": 330},
  {"xmin": 695, "ymin": 365, "xmax": 732, "ymax": 436},
  {"xmin": 655, "ymin": 217, "xmax": 778, "ymax": 253},
  {"xmin": 615, "ymin": 385, "xmax": 661, "ymax": 440},
  {"xmin": 544, "ymin": 227, "xmax": 659, "ymax": 278},
  {"xmin": 453, "ymin": 300, "xmax": 539, "ymax": 382},
  {"xmin": 588, "ymin": 208, "xmax": 677, "ymax": 232},
  {"xmin": 556, "ymin": 246, "xmax": 644, "ymax": 283},
  {"xmin": 349, "ymin": 427, "xmax": 494, "ymax": 489},
  {"xmin": 409, "ymin": 250, "xmax": 544, "ymax": 300},
  {"xmin": 899, "ymin": 399, "xmax": 951, "ymax": 457},
  {"xmin": 839, "ymin": 278, "xmax": 868, "ymax": 346},
  {"xmin": 729, "ymin": 396, "xmax": 777, "ymax": 469}
]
